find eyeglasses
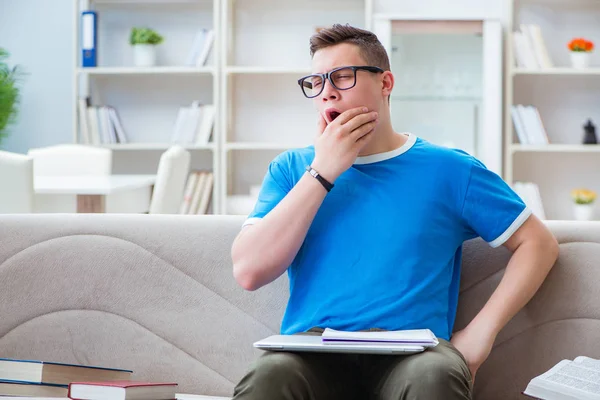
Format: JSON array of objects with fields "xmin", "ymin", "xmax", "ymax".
[{"xmin": 298, "ymin": 66, "xmax": 385, "ymax": 98}]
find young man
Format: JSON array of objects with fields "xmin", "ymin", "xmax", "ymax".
[{"xmin": 230, "ymin": 24, "xmax": 559, "ymax": 400}]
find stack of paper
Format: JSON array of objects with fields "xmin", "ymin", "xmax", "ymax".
[{"xmin": 321, "ymin": 328, "xmax": 439, "ymax": 347}]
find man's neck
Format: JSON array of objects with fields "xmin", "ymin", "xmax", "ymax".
[{"xmin": 357, "ymin": 123, "xmax": 408, "ymax": 157}]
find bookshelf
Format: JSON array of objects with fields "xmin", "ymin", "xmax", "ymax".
[
  {"xmin": 505, "ymin": 0, "xmax": 600, "ymax": 220},
  {"xmin": 219, "ymin": 0, "xmax": 370, "ymax": 214},
  {"xmin": 73, "ymin": 0, "xmax": 220, "ymax": 212}
]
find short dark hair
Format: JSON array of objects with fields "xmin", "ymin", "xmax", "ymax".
[{"xmin": 309, "ymin": 24, "xmax": 391, "ymax": 71}]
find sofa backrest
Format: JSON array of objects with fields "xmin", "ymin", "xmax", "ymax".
[{"xmin": 0, "ymin": 214, "xmax": 598, "ymax": 399}]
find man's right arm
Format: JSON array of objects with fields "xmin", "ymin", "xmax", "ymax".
[
  {"xmin": 231, "ymin": 107, "xmax": 379, "ymax": 291},
  {"xmin": 231, "ymin": 171, "xmax": 329, "ymax": 291}
]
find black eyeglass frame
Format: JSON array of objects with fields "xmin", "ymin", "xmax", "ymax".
[{"xmin": 297, "ymin": 65, "xmax": 385, "ymax": 98}]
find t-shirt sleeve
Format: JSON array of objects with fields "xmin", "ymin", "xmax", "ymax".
[
  {"xmin": 461, "ymin": 158, "xmax": 532, "ymax": 248},
  {"xmin": 242, "ymin": 159, "xmax": 293, "ymax": 228}
]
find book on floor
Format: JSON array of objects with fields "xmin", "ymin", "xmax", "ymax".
[
  {"xmin": 523, "ymin": 356, "xmax": 600, "ymax": 400},
  {"xmin": 68, "ymin": 381, "xmax": 178, "ymax": 400},
  {"xmin": 321, "ymin": 328, "xmax": 439, "ymax": 347},
  {"xmin": 0, "ymin": 358, "xmax": 132, "ymax": 386}
]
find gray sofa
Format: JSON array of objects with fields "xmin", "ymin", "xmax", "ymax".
[{"xmin": 0, "ymin": 214, "xmax": 599, "ymax": 399}]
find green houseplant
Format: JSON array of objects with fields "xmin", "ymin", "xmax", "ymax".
[
  {"xmin": 129, "ymin": 27, "xmax": 164, "ymax": 67},
  {"xmin": 0, "ymin": 48, "xmax": 24, "ymax": 146}
]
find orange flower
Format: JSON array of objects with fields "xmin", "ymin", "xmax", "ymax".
[{"xmin": 568, "ymin": 38, "xmax": 594, "ymax": 52}]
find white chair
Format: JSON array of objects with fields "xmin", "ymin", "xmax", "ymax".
[
  {"xmin": 0, "ymin": 150, "xmax": 34, "ymax": 213},
  {"xmin": 149, "ymin": 146, "xmax": 191, "ymax": 214},
  {"xmin": 28, "ymin": 144, "xmax": 112, "ymax": 212},
  {"xmin": 27, "ymin": 144, "xmax": 112, "ymax": 177}
]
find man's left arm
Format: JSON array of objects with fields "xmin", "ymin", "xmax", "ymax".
[{"xmin": 451, "ymin": 213, "xmax": 559, "ymax": 381}]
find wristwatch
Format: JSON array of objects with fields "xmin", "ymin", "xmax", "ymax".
[{"xmin": 306, "ymin": 165, "xmax": 334, "ymax": 192}]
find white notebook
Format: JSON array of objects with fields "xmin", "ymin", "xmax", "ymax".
[{"xmin": 321, "ymin": 328, "xmax": 439, "ymax": 347}]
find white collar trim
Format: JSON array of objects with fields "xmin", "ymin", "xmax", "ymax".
[{"xmin": 353, "ymin": 133, "xmax": 417, "ymax": 165}]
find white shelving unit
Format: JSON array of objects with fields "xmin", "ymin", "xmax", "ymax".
[
  {"xmin": 505, "ymin": 0, "xmax": 600, "ymax": 220},
  {"xmin": 73, "ymin": 0, "xmax": 221, "ymax": 212},
  {"xmin": 219, "ymin": 0, "xmax": 370, "ymax": 214}
]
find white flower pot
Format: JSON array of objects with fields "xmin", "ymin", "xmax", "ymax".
[
  {"xmin": 570, "ymin": 52, "xmax": 591, "ymax": 69},
  {"xmin": 133, "ymin": 44, "xmax": 157, "ymax": 67},
  {"xmin": 573, "ymin": 203, "xmax": 595, "ymax": 221}
]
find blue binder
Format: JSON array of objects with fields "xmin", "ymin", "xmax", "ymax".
[{"xmin": 81, "ymin": 11, "xmax": 97, "ymax": 67}]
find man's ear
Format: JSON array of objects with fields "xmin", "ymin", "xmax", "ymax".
[{"xmin": 381, "ymin": 71, "xmax": 394, "ymax": 97}]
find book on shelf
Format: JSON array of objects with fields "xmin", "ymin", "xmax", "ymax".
[
  {"xmin": 511, "ymin": 104, "xmax": 549, "ymax": 145},
  {"xmin": 321, "ymin": 328, "xmax": 439, "ymax": 347},
  {"xmin": 78, "ymin": 98, "xmax": 128, "ymax": 145},
  {"xmin": 179, "ymin": 170, "xmax": 213, "ymax": 215},
  {"xmin": 186, "ymin": 28, "xmax": 215, "ymax": 67},
  {"xmin": 512, "ymin": 23, "xmax": 553, "ymax": 69},
  {"xmin": 171, "ymin": 101, "xmax": 215, "ymax": 146},
  {"xmin": 68, "ymin": 380, "xmax": 177, "ymax": 400},
  {"xmin": 514, "ymin": 181, "xmax": 546, "ymax": 220},
  {"xmin": 0, "ymin": 380, "xmax": 68, "ymax": 397},
  {"xmin": 0, "ymin": 357, "xmax": 132, "ymax": 386},
  {"xmin": 523, "ymin": 356, "xmax": 600, "ymax": 399}
]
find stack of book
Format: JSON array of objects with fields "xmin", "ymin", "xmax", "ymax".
[
  {"xmin": 0, "ymin": 357, "xmax": 216, "ymax": 399},
  {"xmin": 511, "ymin": 104, "xmax": 549, "ymax": 145},
  {"xmin": 77, "ymin": 99, "xmax": 128, "ymax": 145},
  {"xmin": 0, "ymin": 357, "xmax": 132, "ymax": 398},
  {"xmin": 185, "ymin": 29, "xmax": 215, "ymax": 67},
  {"xmin": 171, "ymin": 102, "xmax": 215, "ymax": 146},
  {"xmin": 179, "ymin": 170, "xmax": 214, "ymax": 215},
  {"xmin": 512, "ymin": 23, "xmax": 553, "ymax": 69}
]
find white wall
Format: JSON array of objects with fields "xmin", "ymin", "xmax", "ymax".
[{"xmin": 0, "ymin": 0, "xmax": 74, "ymax": 154}]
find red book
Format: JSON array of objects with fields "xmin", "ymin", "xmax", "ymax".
[{"xmin": 68, "ymin": 380, "xmax": 177, "ymax": 400}]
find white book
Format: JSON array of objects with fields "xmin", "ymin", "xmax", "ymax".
[
  {"xmin": 514, "ymin": 182, "xmax": 546, "ymax": 220},
  {"xmin": 196, "ymin": 172, "xmax": 213, "ymax": 215},
  {"xmin": 195, "ymin": 29, "xmax": 215, "ymax": 67},
  {"xmin": 189, "ymin": 171, "xmax": 207, "ymax": 214},
  {"xmin": 514, "ymin": 31, "xmax": 539, "ymax": 69},
  {"xmin": 78, "ymin": 98, "xmax": 91, "ymax": 144},
  {"xmin": 195, "ymin": 104, "xmax": 215, "ymax": 145},
  {"xmin": 521, "ymin": 24, "xmax": 546, "ymax": 69},
  {"xmin": 87, "ymin": 106, "xmax": 101, "ymax": 145},
  {"xmin": 171, "ymin": 107, "xmax": 189, "ymax": 144},
  {"xmin": 108, "ymin": 106, "xmax": 127, "ymax": 144},
  {"xmin": 186, "ymin": 29, "xmax": 208, "ymax": 67},
  {"xmin": 179, "ymin": 171, "xmax": 199, "ymax": 214},
  {"xmin": 528, "ymin": 24, "xmax": 554, "ymax": 68},
  {"xmin": 321, "ymin": 328, "xmax": 438, "ymax": 347},
  {"xmin": 523, "ymin": 356, "xmax": 600, "ymax": 400},
  {"xmin": 184, "ymin": 102, "xmax": 203, "ymax": 144},
  {"xmin": 511, "ymin": 105, "xmax": 529, "ymax": 144}
]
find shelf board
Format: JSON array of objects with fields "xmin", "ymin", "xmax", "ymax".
[
  {"xmin": 77, "ymin": 66, "xmax": 214, "ymax": 76},
  {"xmin": 225, "ymin": 142, "xmax": 309, "ymax": 151},
  {"xmin": 99, "ymin": 143, "xmax": 215, "ymax": 150},
  {"xmin": 392, "ymin": 95, "xmax": 481, "ymax": 102},
  {"xmin": 511, "ymin": 144, "xmax": 600, "ymax": 153},
  {"xmin": 512, "ymin": 68, "xmax": 600, "ymax": 76},
  {"xmin": 226, "ymin": 66, "xmax": 312, "ymax": 75}
]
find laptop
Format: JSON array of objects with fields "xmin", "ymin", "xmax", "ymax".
[{"xmin": 254, "ymin": 334, "xmax": 427, "ymax": 355}]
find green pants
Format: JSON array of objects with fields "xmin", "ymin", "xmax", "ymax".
[{"xmin": 232, "ymin": 329, "xmax": 473, "ymax": 400}]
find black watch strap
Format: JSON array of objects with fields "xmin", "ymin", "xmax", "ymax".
[{"xmin": 306, "ymin": 165, "xmax": 334, "ymax": 192}]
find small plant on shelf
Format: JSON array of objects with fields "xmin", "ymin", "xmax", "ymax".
[
  {"xmin": 0, "ymin": 48, "xmax": 25, "ymax": 147},
  {"xmin": 571, "ymin": 188, "xmax": 596, "ymax": 221},
  {"xmin": 568, "ymin": 38, "xmax": 594, "ymax": 69},
  {"xmin": 129, "ymin": 27, "xmax": 164, "ymax": 67}
]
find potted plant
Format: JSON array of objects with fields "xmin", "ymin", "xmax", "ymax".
[
  {"xmin": 130, "ymin": 27, "xmax": 164, "ymax": 67},
  {"xmin": 571, "ymin": 188, "xmax": 597, "ymax": 221},
  {"xmin": 0, "ymin": 48, "xmax": 24, "ymax": 146},
  {"xmin": 568, "ymin": 38, "xmax": 594, "ymax": 69}
]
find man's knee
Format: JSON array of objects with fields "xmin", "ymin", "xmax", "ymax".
[
  {"xmin": 233, "ymin": 352, "xmax": 312, "ymax": 399},
  {"xmin": 402, "ymin": 350, "xmax": 472, "ymax": 398}
]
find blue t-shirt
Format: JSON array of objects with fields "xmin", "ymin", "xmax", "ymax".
[{"xmin": 244, "ymin": 133, "xmax": 531, "ymax": 341}]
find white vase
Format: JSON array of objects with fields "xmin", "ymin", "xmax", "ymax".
[
  {"xmin": 570, "ymin": 52, "xmax": 591, "ymax": 69},
  {"xmin": 133, "ymin": 44, "xmax": 157, "ymax": 67},
  {"xmin": 573, "ymin": 203, "xmax": 595, "ymax": 221}
]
